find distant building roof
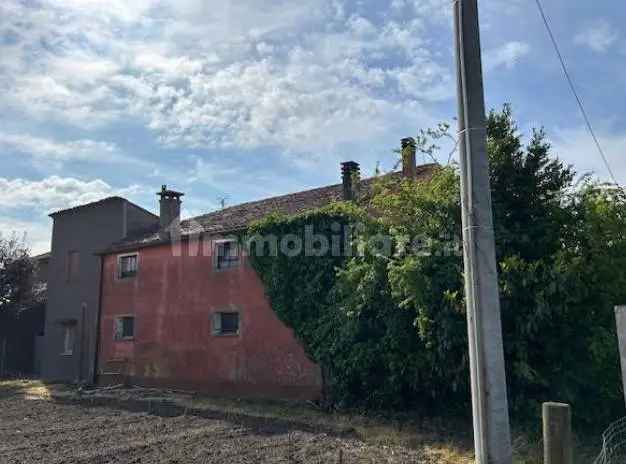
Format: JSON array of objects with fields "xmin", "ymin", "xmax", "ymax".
[
  {"xmin": 49, "ymin": 196, "xmax": 158, "ymax": 219},
  {"xmin": 100, "ymin": 164, "xmax": 437, "ymax": 254},
  {"xmin": 32, "ymin": 251, "xmax": 51, "ymax": 261}
]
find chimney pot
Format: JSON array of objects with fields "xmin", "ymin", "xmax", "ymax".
[
  {"xmin": 157, "ymin": 185, "xmax": 184, "ymax": 235},
  {"xmin": 401, "ymin": 137, "xmax": 416, "ymax": 179},
  {"xmin": 341, "ymin": 161, "xmax": 360, "ymax": 201}
]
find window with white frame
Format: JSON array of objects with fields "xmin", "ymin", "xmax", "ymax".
[
  {"xmin": 118, "ymin": 253, "xmax": 138, "ymax": 279},
  {"xmin": 61, "ymin": 325, "xmax": 75, "ymax": 355},
  {"xmin": 215, "ymin": 241, "xmax": 240, "ymax": 270},
  {"xmin": 212, "ymin": 312, "xmax": 240, "ymax": 336},
  {"xmin": 114, "ymin": 316, "xmax": 135, "ymax": 340}
]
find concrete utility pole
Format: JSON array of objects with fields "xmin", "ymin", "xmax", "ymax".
[
  {"xmin": 453, "ymin": 1, "xmax": 513, "ymax": 463},
  {"xmin": 614, "ymin": 306, "xmax": 626, "ymax": 407}
]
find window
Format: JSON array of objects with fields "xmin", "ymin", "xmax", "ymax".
[
  {"xmin": 118, "ymin": 253, "xmax": 138, "ymax": 279},
  {"xmin": 66, "ymin": 251, "xmax": 80, "ymax": 282},
  {"xmin": 61, "ymin": 325, "xmax": 75, "ymax": 355},
  {"xmin": 212, "ymin": 312, "xmax": 239, "ymax": 336},
  {"xmin": 114, "ymin": 316, "xmax": 135, "ymax": 340},
  {"xmin": 215, "ymin": 241, "xmax": 240, "ymax": 270}
]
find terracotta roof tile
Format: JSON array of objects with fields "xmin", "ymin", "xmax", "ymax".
[{"xmin": 102, "ymin": 164, "xmax": 436, "ymax": 254}]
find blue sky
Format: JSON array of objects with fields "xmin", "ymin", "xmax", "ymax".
[{"xmin": 0, "ymin": 0, "xmax": 624, "ymax": 253}]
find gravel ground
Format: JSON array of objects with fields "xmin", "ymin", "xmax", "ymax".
[{"xmin": 0, "ymin": 394, "xmax": 427, "ymax": 463}]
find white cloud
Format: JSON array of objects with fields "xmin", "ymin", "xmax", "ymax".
[
  {"xmin": 347, "ymin": 15, "xmax": 378, "ymax": 37},
  {"xmin": 0, "ymin": 216, "xmax": 51, "ymax": 255},
  {"xmin": 130, "ymin": 59, "xmax": 435, "ymax": 151},
  {"xmin": 186, "ymin": 155, "xmax": 308, "ymax": 199},
  {"xmin": 0, "ymin": 175, "xmax": 144, "ymax": 254},
  {"xmin": 256, "ymin": 42, "xmax": 275, "ymax": 56},
  {"xmin": 483, "ymin": 41, "xmax": 530, "ymax": 72},
  {"xmin": 0, "ymin": 176, "xmax": 140, "ymax": 213},
  {"xmin": 552, "ymin": 126, "xmax": 626, "ymax": 186},
  {"xmin": 575, "ymin": 20, "xmax": 619, "ymax": 54},
  {"xmin": 0, "ymin": 132, "xmax": 152, "ymax": 173},
  {"xmin": 45, "ymin": 0, "xmax": 156, "ymax": 23},
  {"xmin": 0, "ymin": 132, "xmax": 119, "ymax": 162},
  {"xmin": 398, "ymin": 0, "xmax": 452, "ymax": 22},
  {"xmin": 120, "ymin": 14, "xmax": 452, "ymax": 151},
  {"xmin": 0, "ymin": 0, "xmax": 453, "ymax": 153}
]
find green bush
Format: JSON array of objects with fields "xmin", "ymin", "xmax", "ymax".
[{"xmin": 248, "ymin": 107, "xmax": 626, "ymax": 426}]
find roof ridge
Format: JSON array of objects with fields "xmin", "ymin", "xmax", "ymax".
[
  {"xmin": 186, "ymin": 181, "xmax": 343, "ymax": 224},
  {"xmin": 49, "ymin": 196, "xmax": 158, "ymax": 218},
  {"xmin": 184, "ymin": 165, "xmax": 437, "ymax": 224},
  {"xmin": 100, "ymin": 163, "xmax": 438, "ymax": 254},
  {"xmin": 49, "ymin": 196, "xmax": 125, "ymax": 217},
  {"xmin": 32, "ymin": 251, "xmax": 51, "ymax": 260}
]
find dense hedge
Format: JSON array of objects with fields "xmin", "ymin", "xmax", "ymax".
[
  {"xmin": 247, "ymin": 170, "xmax": 469, "ymax": 412},
  {"xmin": 247, "ymin": 107, "xmax": 626, "ymax": 426}
]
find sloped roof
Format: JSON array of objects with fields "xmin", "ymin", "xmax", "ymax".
[
  {"xmin": 102, "ymin": 164, "xmax": 436, "ymax": 254},
  {"xmin": 32, "ymin": 251, "xmax": 51, "ymax": 261},
  {"xmin": 49, "ymin": 196, "xmax": 125, "ymax": 217},
  {"xmin": 188, "ymin": 183, "xmax": 345, "ymax": 234},
  {"xmin": 49, "ymin": 196, "xmax": 158, "ymax": 218}
]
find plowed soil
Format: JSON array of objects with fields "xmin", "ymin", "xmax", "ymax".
[{"xmin": 0, "ymin": 395, "xmax": 425, "ymax": 463}]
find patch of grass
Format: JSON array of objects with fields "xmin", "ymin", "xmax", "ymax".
[
  {"xmin": 184, "ymin": 394, "xmax": 475, "ymax": 461},
  {"xmin": 0, "ymin": 378, "xmax": 71, "ymax": 399},
  {"xmin": 184, "ymin": 395, "xmax": 599, "ymax": 463}
]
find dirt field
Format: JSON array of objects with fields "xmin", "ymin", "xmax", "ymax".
[
  {"xmin": 0, "ymin": 390, "xmax": 435, "ymax": 463},
  {"xmin": 6, "ymin": 380, "xmax": 593, "ymax": 464}
]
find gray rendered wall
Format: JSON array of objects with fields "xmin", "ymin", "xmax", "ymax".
[{"xmin": 42, "ymin": 198, "xmax": 157, "ymax": 383}]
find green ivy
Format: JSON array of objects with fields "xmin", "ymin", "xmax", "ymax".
[{"xmin": 248, "ymin": 107, "xmax": 626, "ymax": 427}]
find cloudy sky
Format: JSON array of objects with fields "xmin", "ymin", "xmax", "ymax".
[{"xmin": 1, "ymin": 0, "xmax": 624, "ymax": 253}]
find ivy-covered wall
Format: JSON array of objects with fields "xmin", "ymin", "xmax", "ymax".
[{"xmin": 248, "ymin": 107, "xmax": 626, "ymax": 428}]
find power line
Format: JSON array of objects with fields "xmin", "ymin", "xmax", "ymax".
[{"xmin": 533, "ymin": 0, "xmax": 618, "ymax": 184}]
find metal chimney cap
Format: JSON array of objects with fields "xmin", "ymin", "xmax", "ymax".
[{"xmin": 157, "ymin": 185, "xmax": 184, "ymax": 197}]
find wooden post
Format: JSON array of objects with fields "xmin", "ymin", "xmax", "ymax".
[
  {"xmin": 543, "ymin": 402, "xmax": 572, "ymax": 464},
  {"xmin": 615, "ymin": 306, "xmax": 626, "ymax": 407}
]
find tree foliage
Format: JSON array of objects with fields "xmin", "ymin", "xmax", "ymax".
[
  {"xmin": 0, "ymin": 234, "xmax": 36, "ymax": 326},
  {"xmin": 248, "ymin": 106, "xmax": 626, "ymax": 426}
]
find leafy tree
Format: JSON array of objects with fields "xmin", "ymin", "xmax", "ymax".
[
  {"xmin": 0, "ymin": 234, "xmax": 36, "ymax": 327},
  {"xmin": 249, "ymin": 106, "xmax": 626, "ymax": 426},
  {"xmin": 487, "ymin": 104, "xmax": 575, "ymax": 261}
]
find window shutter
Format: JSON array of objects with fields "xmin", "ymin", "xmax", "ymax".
[
  {"xmin": 212, "ymin": 313, "xmax": 221, "ymax": 335},
  {"xmin": 114, "ymin": 319, "xmax": 123, "ymax": 340}
]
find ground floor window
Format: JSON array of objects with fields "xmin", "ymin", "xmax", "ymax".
[
  {"xmin": 212, "ymin": 312, "xmax": 239, "ymax": 336},
  {"xmin": 114, "ymin": 316, "xmax": 135, "ymax": 340},
  {"xmin": 61, "ymin": 325, "xmax": 75, "ymax": 356}
]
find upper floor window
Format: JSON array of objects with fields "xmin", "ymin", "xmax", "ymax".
[
  {"xmin": 118, "ymin": 253, "xmax": 138, "ymax": 279},
  {"xmin": 215, "ymin": 241, "xmax": 240, "ymax": 270},
  {"xmin": 66, "ymin": 251, "xmax": 80, "ymax": 282},
  {"xmin": 114, "ymin": 316, "xmax": 135, "ymax": 340}
]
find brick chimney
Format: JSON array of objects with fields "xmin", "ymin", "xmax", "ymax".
[
  {"xmin": 341, "ymin": 161, "xmax": 360, "ymax": 201},
  {"xmin": 401, "ymin": 137, "xmax": 416, "ymax": 179},
  {"xmin": 157, "ymin": 185, "xmax": 184, "ymax": 233}
]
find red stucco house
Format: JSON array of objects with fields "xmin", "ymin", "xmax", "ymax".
[
  {"xmin": 97, "ymin": 236, "xmax": 323, "ymax": 399},
  {"xmin": 95, "ymin": 157, "xmax": 433, "ymax": 400}
]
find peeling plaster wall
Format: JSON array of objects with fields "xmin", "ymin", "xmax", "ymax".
[{"xmin": 98, "ymin": 240, "xmax": 322, "ymax": 400}]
